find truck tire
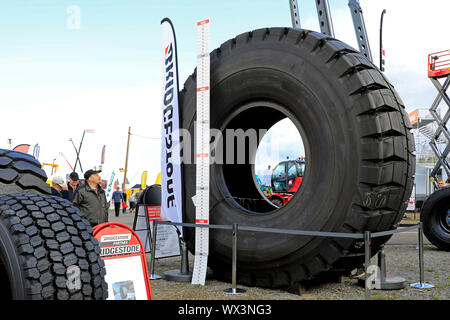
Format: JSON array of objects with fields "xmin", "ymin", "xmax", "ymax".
[
  {"xmin": 420, "ymin": 186, "xmax": 450, "ymax": 251},
  {"xmin": 180, "ymin": 28, "xmax": 415, "ymax": 287},
  {"xmin": 0, "ymin": 193, "xmax": 108, "ymax": 299},
  {"xmin": 0, "ymin": 149, "xmax": 50, "ymax": 195}
]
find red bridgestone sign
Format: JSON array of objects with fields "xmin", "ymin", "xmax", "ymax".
[{"xmin": 93, "ymin": 222, "xmax": 152, "ymax": 300}]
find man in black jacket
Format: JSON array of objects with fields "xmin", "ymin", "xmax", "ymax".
[
  {"xmin": 64, "ymin": 171, "xmax": 80, "ymax": 202},
  {"xmin": 72, "ymin": 169, "xmax": 108, "ymax": 227}
]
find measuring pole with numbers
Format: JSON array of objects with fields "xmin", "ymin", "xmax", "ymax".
[{"xmin": 191, "ymin": 18, "xmax": 210, "ymax": 286}]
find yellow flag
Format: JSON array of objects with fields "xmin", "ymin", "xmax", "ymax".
[{"xmin": 155, "ymin": 172, "xmax": 161, "ymax": 185}]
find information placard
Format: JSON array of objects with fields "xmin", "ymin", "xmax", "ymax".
[
  {"xmin": 93, "ymin": 222, "xmax": 152, "ymax": 300},
  {"xmin": 133, "ymin": 205, "xmax": 180, "ymax": 258}
]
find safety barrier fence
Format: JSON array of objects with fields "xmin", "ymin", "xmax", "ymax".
[{"xmin": 148, "ymin": 220, "xmax": 429, "ymax": 300}]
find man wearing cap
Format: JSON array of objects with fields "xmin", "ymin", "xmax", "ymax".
[
  {"xmin": 72, "ymin": 169, "xmax": 108, "ymax": 227},
  {"xmin": 63, "ymin": 171, "xmax": 80, "ymax": 202},
  {"xmin": 51, "ymin": 176, "xmax": 66, "ymax": 198}
]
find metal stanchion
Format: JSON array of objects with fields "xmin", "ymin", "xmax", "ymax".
[
  {"xmin": 411, "ymin": 222, "xmax": 434, "ymax": 289},
  {"xmin": 149, "ymin": 219, "xmax": 162, "ymax": 280},
  {"xmin": 364, "ymin": 231, "xmax": 372, "ymax": 300},
  {"xmin": 163, "ymin": 227, "xmax": 193, "ymax": 282},
  {"xmin": 223, "ymin": 223, "xmax": 246, "ymax": 295}
]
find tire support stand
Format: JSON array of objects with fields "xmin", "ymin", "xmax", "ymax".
[
  {"xmin": 163, "ymin": 226, "xmax": 193, "ymax": 282},
  {"xmin": 360, "ymin": 231, "xmax": 407, "ymax": 299}
]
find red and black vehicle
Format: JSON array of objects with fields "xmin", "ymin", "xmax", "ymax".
[{"xmin": 267, "ymin": 157, "xmax": 305, "ymax": 207}]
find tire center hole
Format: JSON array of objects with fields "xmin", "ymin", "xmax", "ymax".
[{"xmin": 220, "ymin": 102, "xmax": 307, "ymax": 214}]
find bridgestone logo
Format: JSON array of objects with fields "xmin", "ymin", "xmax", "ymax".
[
  {"xmin": 100, "ymin": 234, "xmax": 131, "ymax": 247},
  {"xmin": 100, "ymin": 245, "xmax": 141, "ymax": 256},
  {"xmin": 163, "ymin": 42, "xmax": 176, "ymax": 210}
]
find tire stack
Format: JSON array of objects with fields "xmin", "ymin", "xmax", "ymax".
[{"xmin": 0, "ymin": 149, "xmax": 108, "ymax": 299}]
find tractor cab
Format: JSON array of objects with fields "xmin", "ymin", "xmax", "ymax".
[{"xmin": 271, "ymin": 158, "xmax": 305, "ymax": 194}]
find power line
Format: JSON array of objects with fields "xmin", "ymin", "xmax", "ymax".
[{"xmin": 130, "ymin": 133, "xmax": 161, "ymax": 140}]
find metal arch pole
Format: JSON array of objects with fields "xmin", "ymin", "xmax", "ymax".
[
  {"xmin": 348, "ymin": 0, "xmax": 373, "ymax": 62},
  {"xmin": 315, "ymin": 0, "xmax": 335, "ymax": 37},
  {"xmin": 289, "ymin": 0, "xmax": 301, "ymax": 29}
]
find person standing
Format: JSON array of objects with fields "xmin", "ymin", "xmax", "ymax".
[
  {"xmin": 129, "ymin": 192, "xmax": 137, "ymax": 215},
  {"xmin": 122, "ymin": 191, "xmax": 127, "ymax": 214},
  {"xmin": 51, "ymin": 176, "xmax": 66, "ymax": 198},
  {"xmin": 72, "ymin": 169, "xmax": 108, "ymax": 227},
  {"xmin": 112, "ymin": 187, "xmax": 125, "ymax": 217},
  {"xmin": 63, "ymin": 171, "xmax": 80, "ymax": 202}
]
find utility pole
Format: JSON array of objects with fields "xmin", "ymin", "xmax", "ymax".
[
  {"xmin": 123, "ymin": 126, "xmax": 131, "ymax": 192},
  {"xmin": 379, "ymin": 9, "xmax": 387, "ymax": 71}
]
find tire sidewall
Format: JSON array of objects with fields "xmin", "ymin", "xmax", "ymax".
[
  {"xmin": 0, "ymin": 217, "xmax": 26, "ymax": 299},
  {"xmin": 421, "ymin": 187, "xmax": 450, "ymax": 250}
]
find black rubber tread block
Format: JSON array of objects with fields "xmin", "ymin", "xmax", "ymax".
[{"xmin": 0, "ymin": 149, "xmax": 50, "ymax": 194}]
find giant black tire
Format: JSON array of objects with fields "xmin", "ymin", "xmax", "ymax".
[
  {"xmin": 180, "ymin": 28, "xmax": 415, "ymax": 288},
  {"xmin": 420, "ymin": 187, "xmax": 450, "ymax": 251},
  {"xmin": 0, "ymin": 149, "xmax": 50, "ymax": 195},
  {"xmin": 0, "ymin": 193, "xmax": 108, "ymax": 299}
]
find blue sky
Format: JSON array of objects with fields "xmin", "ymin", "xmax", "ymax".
[{"xmin": 1, "ymin": 0, "xmax": 449, "ymax": 185}]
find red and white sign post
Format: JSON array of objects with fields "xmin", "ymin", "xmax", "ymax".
[{"xmin": 93, "ymin": 222, "xmax": 152, "ymax": 300}]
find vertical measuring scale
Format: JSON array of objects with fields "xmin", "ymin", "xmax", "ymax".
[{"xmin": 191, "ymin": 19, "xmax": 210, "ymax": 286}]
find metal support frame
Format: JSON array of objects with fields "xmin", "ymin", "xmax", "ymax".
[
  {"xmin": 288, "ymin": 1, "xmax": 373, "ymax": 61},
  {"xmin": 289, "ymin": 0, "xmax": 301, "ymax": 29},
  {"xmin": 428, "ymin": 75, "xmax": 450, "ymax": 184},
  {"xmin": 315, "ymin": 0, "xmax": 335, "ymax": 37},
  {"xmin": 348, "ymin": 0, "xmax": 373, "ymax": 61}
]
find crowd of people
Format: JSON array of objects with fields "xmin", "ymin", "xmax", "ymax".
[{"xmin": 50, "ymin": 169, "xmax": 139, "ymax": 227}]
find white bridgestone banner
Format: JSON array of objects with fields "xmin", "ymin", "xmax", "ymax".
[{"xmin": 161, "ymin": 18, "xmax": 183, "ymax": 236}]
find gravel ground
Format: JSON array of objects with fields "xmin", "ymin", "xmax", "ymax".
[
  {"xmin": 148, "ymin": 245, "xmax": 449, "ymax": 300},
  {"xmin": 110, "ymin": 212, "xmax": 449, "ymax": 300}
]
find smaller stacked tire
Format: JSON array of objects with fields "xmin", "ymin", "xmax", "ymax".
[
  {"xmin": 0, "ymin": 149, "xmax": 108, "ymax": 299},
  {"xmin": 420, "ymin": 186, "xmax": 450, "ymax": 251}
]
